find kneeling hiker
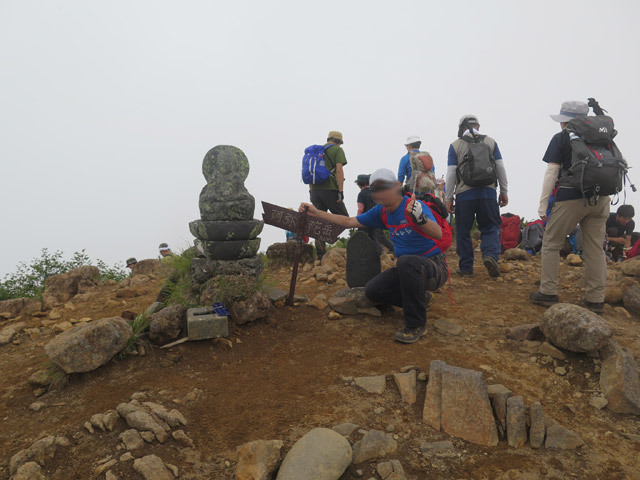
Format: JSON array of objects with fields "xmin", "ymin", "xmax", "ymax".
[{"xmin": 299, "ymin": 168, "xmax": 450, "ymax": 344}]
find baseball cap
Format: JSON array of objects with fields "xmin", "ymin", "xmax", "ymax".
[
  {"xmin": 328, "ymin": 130, "xmax": 343, "ymax": 143},
  {"xmin": 354, "ymin": 174, "xmax": 371, "ymax": 184},
  {"xmin": 550, "ymin": 101, "xmax": 589, "ymax": 122},
  {"xmin": 369, "ymin": 168, "xmax": 397, "ymax": 186},
  {"xmin": 404, "ymin": 135, "xmax": 421, "ymax": 145},
  {"xmin": 126, "ymin": 257, "xmax": 137, "ymax": 266},
  {"xmin": 459, "ymin": 114, "xmax": 479, "ymax": 127}
]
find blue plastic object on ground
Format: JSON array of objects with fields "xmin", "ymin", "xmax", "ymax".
[{"xmin": 212, "ymin": 302, "xmax": 230, "ymax": 316}]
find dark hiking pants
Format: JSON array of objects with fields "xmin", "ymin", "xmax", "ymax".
[
  {"xmin": 455, "ymin": 198, "xmax": 501, "ymax": 273},
  {"xmin": 364, "ymin": 254, "xmax": 448, "ymax": 329}
]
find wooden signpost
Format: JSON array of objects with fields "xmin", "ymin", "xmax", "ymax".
[{"xmin": 262, "ymin": 201, "xmax": 346, "ymax": 305}]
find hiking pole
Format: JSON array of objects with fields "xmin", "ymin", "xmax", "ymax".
[{"xmin": 286, "ymin": 205, "xmax": 308, "ymax": 306}]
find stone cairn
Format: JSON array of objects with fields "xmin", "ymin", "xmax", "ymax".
[{"xmin": 189, "ymin": 145, "xmax": 264, "ymax": 285}]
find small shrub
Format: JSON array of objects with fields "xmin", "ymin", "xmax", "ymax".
[
  {"xmin": 125, "ymin": 312, "xmax": 151, "ymax": 352},
  {"xmin": 42, "ymin": 361, "xmax": 70, "ymax": 391}
]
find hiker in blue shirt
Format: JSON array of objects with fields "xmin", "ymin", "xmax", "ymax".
[
  {"xmin": 299, "ymin": 168, "xmax": 449, "ymax": 344},
  {"xmin": 398, "ymin": 136, "xmax": 422, "ymax": 184}
]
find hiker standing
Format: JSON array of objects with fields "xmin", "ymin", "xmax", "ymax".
[
  {"xmin": 299, "ymin": 168, "xmax": 450, "ymax": 344},
  {"xmin": 355, "ymin": 174, "xmax": 394, "ymax": 255},
  {"xmin": 398, "ymin": 136, "xmax": 419, "ymax": 185},
  {"xmin": 530, "ymin": 100, "xmax": 613, "ymax": 313},
  {"xmin": 606, "ymin": 204, "xmax": 635, "ymax": 261},
  {"xmin": 445, "ymin": 114, "xmax": 508, "ymax": 277},
  {"xmin": 398, "ymin": 136, "xmax": 436, "ymax": 196},
  {"xmin": 307, "ymin": 130, "xmax": 349, "ymax": 260}
]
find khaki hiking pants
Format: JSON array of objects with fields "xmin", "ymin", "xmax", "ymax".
[{"xmin": 540, "ymin": 197, "xmax": 610, "ymax": 302}]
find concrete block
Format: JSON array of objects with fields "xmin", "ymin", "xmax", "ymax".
[{"xmin": 187, "ymin": 307, "xmax": 228, "ymax": 340}]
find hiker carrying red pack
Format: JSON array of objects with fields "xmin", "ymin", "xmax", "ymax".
[{"xmin": 299, "ymin": 168, "xmax": 451, "ymax": 345}]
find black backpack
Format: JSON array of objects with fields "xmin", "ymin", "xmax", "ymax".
[
  {"xmin": 456, "ymin": 133, "xmax": 498, "ymax": 187},
  {"xmin": 560, "ymin": 98, "xmax": 631, "ymax": 204}
]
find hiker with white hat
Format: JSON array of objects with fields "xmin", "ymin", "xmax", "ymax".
[
  {"xmin": 445, "ymin": 114, "xmax": 509, "ymax": 278},
  {"xmin": 530, "ymin": 100, "xmax": 609, "ymax": 313},
  {"xmin": 397, "ymin": 136, "xmax": 436, "ymax": 195},
  {"xmin": 299, "ymin": 168, "xmax": 449, "ymax": 344}
]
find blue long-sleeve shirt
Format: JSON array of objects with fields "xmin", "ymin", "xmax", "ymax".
[{"xmin": 398, "ymin": 151, "xmax": 417, "ymax": 183}]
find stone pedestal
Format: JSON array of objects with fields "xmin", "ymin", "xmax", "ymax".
[{"xmin": 189, "ymin": 145, "xmax": 264, "ymax": 284}]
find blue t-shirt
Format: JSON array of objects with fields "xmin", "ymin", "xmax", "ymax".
[
  {"xmin": 356, "ymin": 197, "xmax": 441, "ymax": 257},
  {"xmin": 398, "ymin": 149, "xmax": 436, "ymax": 184},
  {"xmin": 447, "ymin": 140, "xmax": 503, "ymax": 202}
]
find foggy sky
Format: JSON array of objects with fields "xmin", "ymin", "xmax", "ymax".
[{"xmin": 1, "ymin": 0, "xmax": 639, "ymax": 275}]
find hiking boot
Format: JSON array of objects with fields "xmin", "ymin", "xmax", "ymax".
[
  {"xmin": 483, "ymin": 256, "xmax": 501, "ymax": 278},
  {"xmin": 394, "ymin": 326, "xmax": 427, "ymax": 344},
  {"xmin": 425, "ymin": 291, "xmax": 435, "ymax": 309},
  {"xmin": 455, "ymin": 268, "xmax": 473, "ymax": 277},
  {"xmin": 584, "ymin": 300, "xmax": 605, "ymax": 314},
  {"xmin": 529, "ymin": 291, "xmax": 559, "ymax": 307}
]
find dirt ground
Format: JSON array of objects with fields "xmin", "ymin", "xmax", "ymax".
[{"xmin": 1, "ymin": 251, "xmax": 639, "ymax": 480}]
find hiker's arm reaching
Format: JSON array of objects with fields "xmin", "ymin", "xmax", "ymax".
[
  {"xmin": 538, "ymin": 163, "xmax": 560, "ymax": 220},
  {"xmin": 299, "ymin": 203, "xmax": 363, "ymax": 228}
]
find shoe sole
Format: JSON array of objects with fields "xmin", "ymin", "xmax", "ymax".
[
  {"xmin": 483, "ymin": 258, "xmax": 501, "ymax": 278},
  {"xmin": 584, "ymin": 303, "xmax": 605, "ymax": 314},
  {"xmin": 530, "ymin": 299, "xmax": 558, "ymax": 307},
  {"xmin": 394, "ymin": 330, "xmax": 426, "ymax": 344}
]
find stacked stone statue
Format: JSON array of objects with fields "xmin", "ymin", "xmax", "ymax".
[{"xmin": 189, "ymin": 145, "xmax": 264, "ymax": 284}]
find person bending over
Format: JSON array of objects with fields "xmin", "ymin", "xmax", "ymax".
[{"xmin": 299, "ymin": 168, "xmax": 448, "ymax": 344}]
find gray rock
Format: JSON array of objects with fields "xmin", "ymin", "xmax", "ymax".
[
  {"xmin": 332, "ymin": 423, "xmax": 359, "ymax": 437},
  {"xmin": 420, "ymin": 440, "xmax": 455, "ymax": 453},
  {"xmin": 144, "ymin": 302, "xmax": 164, "ymax": 316},
  {"xmin": 42, "ymin": 265, "xmax": 99, "ymax": 308},
  {"xmin": 103, "ymin": 411, "xmax": 119, "ymax": 431},
  {"xmin": 599, "ymin": 340, "xmax": 640, "ymax": 415},
  {"xmin": 621, "ymin": 258, "xmax": 640, "ymax": 277},
  {"xmin": 424, "ymin": 361, "xmax": 498, "ymax": 446},
  {"xmin": 376, "ymin": 460, "xmax": 406, "ymax": 479},
  {"xmin": 506, "ymin": 396, "xmax": 527, "ymax": 447},
  {"xmin": 540, "ymin": 303, "xmax": 612, "ymax": 353},
  {"xmin": 276, "ymin": 428, "xmax": 352, "ymax": 480},
  {"xmin": 125, "ymin": 411, "xmax": 169, "ymax": 443},
  {"xmin": 142, "ymin": 402, "xmax": 187, "ymax": 428},
  {"xmin": 191, "ymin": 256, "xmax": 263, "ymax": 284},
  {"xmin": 236, "ymin": 439, "xmax": 284, "ymax": 480},
  {"xmin": 148, "ymin": 305, "xmax": 187, "ymax": 345},
  {"xmin": 589, "ymin": 396, "xmax": 608, "ymax": 409},
  {"xmin": 538, "ymin": 342, "xmax": 565, "ymax": 359},
  {"xmin": 0, "ymin": 322, "xmax": 26, "ymax": 345},
  {"xmin": 264, "ymin": 286, "xmax": 288, "ymax": 303},
  {"xmin": 119, "ymin": 429, "xmax": 144, "ymax": 451},
  {"xmin": 194, "ymin": 238, "xmax": 261, "ymax": 261},
  {"xmin": 329, "ymin": 287, "xmax": 378, "ymax": 315},
  {"xmin": 529, "ymin": 402, "xmax": 545, "ymax": 449},
  {"xmin": 506, "ymin": 324, "xmax": 545, "ymax": 341},
  {"xmin": 189, "ymin": 218, "xmax": 263, "ymax": 242},
  {"xmin": 9, "ymin": 436, "xmax": 69, "ymax": 475},
  {"xmin": 354, "ymin": 375, "xmax": 386, "ymax": 394},
  {"xmin": 393, "ymin": 370, "xmax": 417, "ymax": 404},
  {"xmin": 172, "ymin": 430, "xmax": 195, "ymax": 448},
  {"xmin": 13, "ymin": 462, "xmax": 45, "ymax": 480},
  {"xmin": 133, "ymin": 454, "xmax": 174, "ymax": 480},
  {"xmin": 490, "ymin": 387, "xmax": 513, "ymax": 438},
  {"xmin": 545, "ymin": 425, "xmax": 585, "ymax": 449},
  {"xmin": 44, "ymin": 317, "xmax": 132, "ymax": 374},
  {"xmin": 231, "ymin": 291, "xmax": 272, "ymax": 325},
  {"xmin": 622, "ymin": 284, "xmax": 640, "ymax": 314},
  {"xmin": 503, "ymin": 248, "xmax": 530, "ymax": 261},
  {"xmin": 433, "ymin": 318, "xmax": 462, "ymax": 336},
  {"xmin": 266, "ymin": 242, "xmax": 315, "ymax": 267},
  {"xmin": 352, "ymin": 429, "xmax": 397, "ymax": 464}
]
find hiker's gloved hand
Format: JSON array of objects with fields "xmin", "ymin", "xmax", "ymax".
[
  {"xmin": 408, "ymin": 195, "xmax": 428, "ymax": 225},
  {"xmin": 337, "ymin": 191, "xmax": 344, "ymax": 203}
]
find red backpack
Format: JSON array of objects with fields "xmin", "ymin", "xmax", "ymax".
[
  {"xmin": 381, "ymin": 194, "xmax": 452, "ymax": 255},
  {"xmin": 500, "ymin": 213, "xmax": 521, "ymax": 252}
]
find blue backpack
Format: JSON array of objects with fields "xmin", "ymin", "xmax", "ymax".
[{"xmin": 301, "ymin": 144, "xmax": 334, "ymax": 185}]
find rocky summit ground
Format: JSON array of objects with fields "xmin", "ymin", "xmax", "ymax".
[{"xmin": 1, "ymin": 248, "xmax": 640, "ymax": 480}]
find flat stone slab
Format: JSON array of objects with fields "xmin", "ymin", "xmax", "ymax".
[
  {"xmin": 432, "ymin": 318, "xmax": 462, "ymax": 336},
  {"xmin": 545, "ymin": 425, "xmax": 585, "ymax": 449},
  {"xmin": 393, "ymin": 370, "xmax": 417, "ymax": 405},
  {"xmin": 346, "ymin": 231, "xmax": 381, "ymax": 288},
  {"xmin": 187, "ymin": 307, "xmax": 228, "ymax": 340},
  {"xmin": 354, "ymin": 375, "xmax": 386, "ymax": 394},
  {"xmin": 189, "ymin": 219, "xmax": 264, "ymax": 242},
  {"xmin": 191, "ymin": 256, "xmax": 263, "ymax": 284},
  {"xmin": 194, "ymin": 238, "xmax": 261, "ymax": 261},
  {"xmin": 506, "ymin": 396, "xmax": 527, "ymax": 447}
]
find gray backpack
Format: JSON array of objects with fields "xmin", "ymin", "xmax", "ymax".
[{"xmin": 456, "ymin": 134, "xmax": 498, "ymax": 187}]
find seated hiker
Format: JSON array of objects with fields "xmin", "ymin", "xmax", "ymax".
[
  {"xmin": 126, "ymin": 257, "xmax": 137, "ymax": 270},
  {"xmin": 606, "ymin": 204, "xmax": 635, "ymax": 261},
  {"xmin": 355, "ymin": 173, "xmax": 394, "ymax": 255},
  {"xmin": 299, "ymin": 168, "xmax": 449, "ymax": 344}
]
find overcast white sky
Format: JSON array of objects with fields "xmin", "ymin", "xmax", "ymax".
[{"xmin": 1, "ymin": 0, "xmax": 639, "ymax": 276}]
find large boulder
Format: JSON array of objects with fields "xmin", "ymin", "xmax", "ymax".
[
  {"xmin": 621, "ymin": 258, "xmax": 640, "ymax": 277},
  {"xmin": 232, "ymin": 292, "xmax": 271, "ymax": 325},
  {"xmin": 423, "ymin": 360, "xmax": 498, "ymax": 446},
  {"xmin": 540, "ymin": 303, "xmax": 612, "ymax": 353},
  {"xmin": 622, "ymin": 284, "xmax": 640, "ymax": 314},
  {"xmin": 276, "ymin": 428, "xmax": 352, "ymax": 480},
  {"xmin": 321, "ymin": 248, "xmax": 347, "ymax": 270},
  {"xmin": 599, "ymin": 340, "xmax": 640, "ymax": 415},
  {"xmin": 266, "ymin": 242, "xmax": 315, "ymax": 267},
  {"xmin": 235, "ymin": 439, "xmax": 284, "ymax": 480},
  {"xmin": 0, "ymin": 297, "xmax": 34, "ymax": 319},
  {"xmin": 42, "ymin": 266, "xmax": 100, "ymax": 308},
  {"xmin": 44, "ymin": 317, "xmax": 132, "ymax": 373},
  {"xmin": 149, "ymin": 305, "xmax": 187, "ymax": 344}
]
